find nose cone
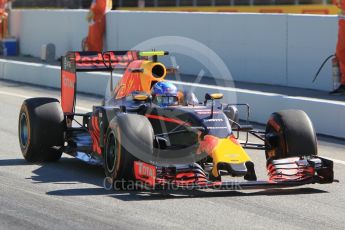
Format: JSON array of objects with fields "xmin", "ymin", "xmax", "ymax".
[
  {"xmin": 211, "ymin": 137, "xmax": 252, "ymax": 177},
  {"xmin": 217, "ymin": 162, "xmax": 248, "ymax": 177}
]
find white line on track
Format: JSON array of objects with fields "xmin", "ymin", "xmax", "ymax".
[
  {"xmin": 0, "ymin": 90, "xmax": 29, "ymax": 99},
  {"xmin": 0, "ymin": 90, "xmax": 90, "ymax": 112},
  {"xmin": 1, "ymin": 90, "xmax": 345, "ymax": 165},
  {"xmin": 75, "ymin": 106, "xmax": 91, "ymax": 112}
]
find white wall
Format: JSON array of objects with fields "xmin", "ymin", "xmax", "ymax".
[
  {"xmin": 287, "ymin": 15, "xmax": 337, "ymax": 91},
  {"xmin": 9, "ymin": 10, "xmax": 89, "ymax": 58},
  {"xmin": 9, "ymin": 10, "xmax": 338, "ymax": 91},
  {"xmin": 107, "ymin": 12, "xmax": 289, "ymax": 86}
]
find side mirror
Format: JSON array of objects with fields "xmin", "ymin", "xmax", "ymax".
[
  {"xmin": 133, "ymin": 95, "xmax": 149, "ymax": 101},
  {"xmin": 204, "ymin": 93, "xmax": 224, "ymax": 117},
  {"xmin": 205, "ymin": 93, "xmax": 223, "ymax": 102},
  {"xmin": 132, "ymin": 91, "xmax": 151, "ymax": 101}
]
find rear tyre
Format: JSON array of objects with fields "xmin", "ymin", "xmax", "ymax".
[
  {"xmin": 265, "ymin": 110, "xmax": 317, "ymax": 160},
  {"xmin": 104, "ymin": 114, "xmax": 154, "ymax": 190},
  {"xmin": 18, "ymin": 98, "xmax": 65, "ymax": 162}
]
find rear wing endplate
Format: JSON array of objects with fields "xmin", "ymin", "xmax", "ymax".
[{"xmin": 62, "ymin": 51, "xmax": 141, "ymax": 72}]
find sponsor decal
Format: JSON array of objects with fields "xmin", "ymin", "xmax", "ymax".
[
  {"xmin": 63, "ymin": 77, "xmax": 75, "ymax": 89},
  {"xmin": 207, "ymin": 126, "xmax": 228, "ymax": 130},
  {"xmin": 203, "ymin": 118, "xmax": 224, "ymax": 122},
  {"xmin": 196, "ymin": 111, "xmax": 221, "ymax": 115},
  {"xmin": 62, "ymin": 57, "xmax": 75, "ymax": 71},
  {"xmin": 61, "ymin": 70, "xmax": 76, "ymax": 113},
  {"xmin": 134, "ymin": 161, "xmax": 156, "ymax": 186},
  {"xmin": 74, "ymin": 51, "xmax": 139, "ymax": 68},
  {"xmin": 224, "ymin": 153, "xmax": 240, "ymax": 159}
]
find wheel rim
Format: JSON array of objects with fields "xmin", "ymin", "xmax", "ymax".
[
  {"xmin": 19, "ymin": 113, "xmax": 29, "ymax": 148},
  {"xmin": 106, "ymin": 133, "xmax": 118, "ymax": 172},
  {"xmin": 266, "ymin": 126, "xmax": 283, "ymax": 160}
]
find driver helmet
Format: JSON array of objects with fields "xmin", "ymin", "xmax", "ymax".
[{"xmin": 151, "ymin": 81, "xmax": 178, "ymax": 107}]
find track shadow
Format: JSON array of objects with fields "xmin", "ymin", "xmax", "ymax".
[
  {"xmin": 0, "ymin": 157, "xmax": 105, "ymax": 187},
  {"xmin": 29, "ymin": 157, "xmax": 105, "ymax": 185},
  {"xmin": 46, "ymin": 186, "xmax": 327, "ymax": 201},
  {"xmin": 0, "ymin": 158, "xmax": 31, "ymax": 166},
  {"xmin": 0, "ymin": 157, "xmax": 329, "ymax": 201}
]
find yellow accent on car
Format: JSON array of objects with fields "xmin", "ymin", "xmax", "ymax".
[
  {"xmin": 210, "ymin": 93, "xmax": 223, "ymax": 100},
  {"xmin": 139, "ymin": 51, "xmax": 167, "ymax": 57},
  {"xmin": 133, "ymin": 94, "xmax": 149, "ymax": 101},
  {"xmin": 211, "ymin": 138, "xmax": 251, "ymax": 177},
  {"xmin": 139, "ymin": 61, "xmax": 167, "ymax": 92}
]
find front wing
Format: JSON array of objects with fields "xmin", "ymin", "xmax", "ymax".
[{"xmin": 133, "ymin": 156, "xmax": 334, "ymax": 190}]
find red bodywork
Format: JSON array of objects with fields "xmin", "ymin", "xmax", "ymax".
[
  {"xmin": 60, "ymin": 51, "xmax": 140, "ymax": 114},
  {"xmin": 267, "ymin": 157, "xmax": 315, "ymax": 182},
  {"xmin": 61, "ymin": 70, "xmax": 77, "ymax": 114},
  {"xmin": 90, "ymin": 116, "xmax": 102, "ymax": 155},
  {"xmin": 114, "ymin": 61, "xmax": 144, "ymax": 99}
]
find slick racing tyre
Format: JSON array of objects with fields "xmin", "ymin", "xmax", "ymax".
[
  {"xmin": 105, "ymin": 114, "xmax": 154, "ymax": 189},
  {"xmin": 18, "ymin": 98, "xmax": 65, "ymax": 162},
  {"xmin": 265, "ymin": 110, "xmax": 317, "ymax": 160}
]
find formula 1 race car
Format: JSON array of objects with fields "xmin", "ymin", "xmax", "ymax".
[{"xmin": 18, "ymin": 50, "xmax": 334, "ymax": 190}]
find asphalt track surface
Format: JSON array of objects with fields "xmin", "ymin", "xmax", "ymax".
[{"xmin": 0, "ymin": 80, "xmax": 344, "ymax": 230}]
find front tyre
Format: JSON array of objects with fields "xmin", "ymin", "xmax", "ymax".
[
  {"xmin": 104, "ymin": 114, "xmax": 154, "ymax": 190},
  {"xmin": 265, "ymin": 109, "xmax": 317, "ymax": 160}
]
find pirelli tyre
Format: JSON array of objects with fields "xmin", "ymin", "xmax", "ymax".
[
  {"xmin": 18, "ymin": 98, "xmax": 65, "ymax": 162},
  {"xmin": 104, "ymin": 114, "xmax": 154, "ymax": 189},
  {"xmin": 265, "ymin": 110, "xmax": 317, "ymax": 160}
]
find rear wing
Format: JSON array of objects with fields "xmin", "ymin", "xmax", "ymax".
[
  {"xmin": 61, "ymin": 51, "xmax": 141, "ymax": 73},
  {"xmin": 60, "ymin": 50, "xmax": 169, "ymax": 114}
]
